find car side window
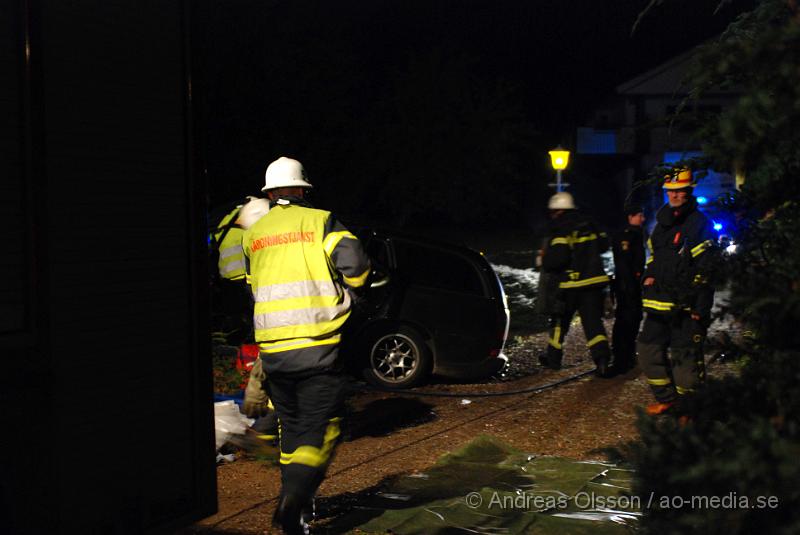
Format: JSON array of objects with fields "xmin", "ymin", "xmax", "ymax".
[
  {"xmin": 394, "ymin": 240, "xmax": 484, "ymax": 296},
  {"xmin": 365, "ymin": 237, "xmax": 390, "ymax": 268}
]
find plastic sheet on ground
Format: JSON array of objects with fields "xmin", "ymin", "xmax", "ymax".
[
  {"xmin": 214, "ymin": 400, "xmax": 254, "ymax": 451},
  {"xmin": 323, "ymin": 435, "xmax": 639, "ymax": 534}
]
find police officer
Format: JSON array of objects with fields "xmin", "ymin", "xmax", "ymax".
[
  {"xmin": 540, "ymin": 192, "xmax": 612, "ymax": 377},
  {"xmin": 611, "ymin": 204, "xmax": 646, "ymax": 374},
  {"xmin": 243, "ymin": 157, "xmax": 370, "ymax": 534},
  {"xmin": 637, "ymin": 169, "xmax": 717, "ymax": 414}
]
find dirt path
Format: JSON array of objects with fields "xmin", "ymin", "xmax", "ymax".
[{"xmin": 184, "ymin": 360, "xmax": 653, "ymax": 534}]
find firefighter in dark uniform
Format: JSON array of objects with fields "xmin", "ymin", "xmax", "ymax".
[
  {"xmin": 540, "ymin": 192, "xmax": 613, "ymax": 378},
  {"xmin": 611, "ymin": 204, "xmax": 646, "ymax": 374},
  {"xmin": 638, "ymin": 169, "xmax": 717, "ymax": 414},
  {"xmin": 243, "ymin": 157, "xmax": 371, "ymax": 534}
]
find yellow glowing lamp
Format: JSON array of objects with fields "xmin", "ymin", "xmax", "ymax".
[{"xmin": 549, "ymin": 148, "xmax": 570, "ymax": 170}]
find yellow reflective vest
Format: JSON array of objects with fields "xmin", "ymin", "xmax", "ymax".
[
  {"xmin": 213, "ymin": 208, "xmax": 246, "ymax": 281},
  {"xmin": 242, "ymin": 200, "xmax": 370, "ymax": 355}
]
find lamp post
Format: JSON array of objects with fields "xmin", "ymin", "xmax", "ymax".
[{"xmin": 548, "ymin": 146, "xmax": 571, "ymax": 192}]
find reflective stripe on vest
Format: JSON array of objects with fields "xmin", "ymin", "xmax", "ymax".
[
  {"xmin": 254, "ymin": 280, "xmax": 341, "ymax": 302},
  {"xmin": 253, "ymin": 291, "xmax": 352, "ymax": 335},
  {"xmin": 219, "ymin": 258, "xmax": 245, "ymax": 278},
  {"xmin": 217, "ymin": 217, "xmax": 246, "ymax": 280},
  {"xmin": 219, "ymin": 244, "xmax": 244, "ymax": 259}
]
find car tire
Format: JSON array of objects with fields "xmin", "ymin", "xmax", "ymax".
[{"xmin": 362, "ymin": 325, "xmax": 432, "ymax": 389}]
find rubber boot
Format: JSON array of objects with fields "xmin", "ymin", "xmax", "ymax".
[
  {"xmin": 274, "ymin": 494, "xmax": 305, "ymax": 535},
  {"xmin": 541, "ymin": 348, "xmax": 562, "ymax": 370},
  {"xmin": 645, "ymin": 402, "xmax": 674, "ymax": 416}
]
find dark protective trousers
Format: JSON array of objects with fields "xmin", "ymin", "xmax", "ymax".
[
  {"xmin": 546, "ymin": 287, "xmax": 610, "ymax": 366},
  {"xmin": 265, "ymin": 366, "xmax": 346, "ymax": 505},
  {"xmin": 637, "ymin": 313, "xmax": 706, "ymax": 403},
  {"xmin": 612, "ymin": 292, "xmax": 642, "ymax": 371}
]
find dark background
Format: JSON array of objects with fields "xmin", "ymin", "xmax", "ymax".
[{"xmin": 197, "ymin": 0, "xmax": 753, "ymax": 232}]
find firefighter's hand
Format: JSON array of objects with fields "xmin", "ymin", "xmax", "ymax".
[
  {"xmin": 243, "ymin": 358, "xmax": 270, "ymax": 417},
  {"xmin": 643, "ymin": 277, "xmax": 655, "ymax": 286},
  {"xmin": 243, "ymin": 386, "xmax": 270, "ymax": 418},
  {"xmin": 690, "ymin": 311, "xmax": 712, "ymax": 330},
  {"xmin": 243, "ymin": 398, "xmax": 271, "ymax": 418}
]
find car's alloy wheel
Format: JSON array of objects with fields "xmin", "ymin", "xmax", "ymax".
[{"xmin": 365, "ymin": 327, "xmax": 431, "ymax": 389}]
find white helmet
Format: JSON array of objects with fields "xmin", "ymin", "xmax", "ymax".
[
  {"xmin": 262, "ymin": 156, "xmax": 313, "ymax": 192},
  {"xmin": 548, "ymin": 192, "xmax": 575, "ymax": 210},
  {"xmin": 236, "ymin": 198, "xmax": 271, "ymax": 229}
]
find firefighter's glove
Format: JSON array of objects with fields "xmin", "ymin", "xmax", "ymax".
[
  {"xmin": 691, "ymin": 311, "xmax": 711, "ymax": 330},
  {"xmin": 243, "ymin": 357, "xmax": 271, "ymax": 418}
]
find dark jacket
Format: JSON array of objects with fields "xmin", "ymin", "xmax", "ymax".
[
  {"xmin": 612, "ymin": 224, "xmax": 645, "ymax": 300},
  {"xmin": 542, "ymin": 210, "xmax": 610, "ymax": 290},
  {"xmin": 642, "ymin": 197, "xmax": 716, "ymax": 321}
]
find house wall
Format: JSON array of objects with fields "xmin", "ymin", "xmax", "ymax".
[{"xmin": 0, "ymin": 1, "xmax": 216, "ymax": 533}]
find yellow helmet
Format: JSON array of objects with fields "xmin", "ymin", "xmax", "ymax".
[{"xmin": 662, "ymin": 168, "xmax": 694, "ymax": 190}]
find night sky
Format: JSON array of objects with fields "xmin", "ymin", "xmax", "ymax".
[{"xmin": 198, "ymin": 0, "xmax": 753, "ymax": 230}]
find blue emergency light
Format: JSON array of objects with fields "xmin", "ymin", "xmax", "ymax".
[
  {"xmin": 696, "ymin": 196, "xmax": 708, "ymax": 205},
  {"xmin": 713, "ymin": 222, "xmax": 723, "ymax": 232}
]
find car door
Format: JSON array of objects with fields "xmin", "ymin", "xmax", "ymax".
[{"xmin": 391, "ymin": 238, "xmax": 498, "ymax": 370}]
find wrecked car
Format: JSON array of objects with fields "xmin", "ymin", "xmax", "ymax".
[{"xmin": 345, "ymin": 228, "xmax": 510, "ymax": 389}]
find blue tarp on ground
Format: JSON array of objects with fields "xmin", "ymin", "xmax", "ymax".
[{"xmin": 214, "ymin": 391, "xmax": 244, "ymax": 407}]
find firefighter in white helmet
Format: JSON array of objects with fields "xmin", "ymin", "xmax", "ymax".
[
  {"xmin": 210, "ymin": 196, "xmax": 262, "ymax": 345},
  {"xmin": 539, "ymin": 191, "xmax": 613, "ymax": 377},
  {"xmin": 236, "ymin": 197, "xmax": 271, "ymax": 230},
  {"xmin": 242, "ymin": 156, "xmax": 370, "ymax": 534},
  {"xmin": 212, "ymin": 197, "xmax": 258, "ymax": 282},
  {"xmin": 230, "ymin": 196, "xmax": 281, "ymax": 442}
]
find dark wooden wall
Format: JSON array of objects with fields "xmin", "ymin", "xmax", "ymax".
[{"xmin": 0, "ymin": 1, "xmax": 216, "ymax": 532}]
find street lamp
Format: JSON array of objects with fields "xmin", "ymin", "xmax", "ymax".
[{"xmin": 548, "ymin": 146, "xmax": 571, "ymax": 192}]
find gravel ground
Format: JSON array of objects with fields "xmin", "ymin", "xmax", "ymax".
[{"xmin": 183, "ymin": 316, "xmax": 740, "ymax": 535}]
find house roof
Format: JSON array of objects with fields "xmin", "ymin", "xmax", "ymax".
[
  {"xmin": 617, "ymin": 45, "xmax": 738, "ymax": 97},
  {"xmin": 617, "ymin": 48, "xmax": 697, "ymax": 96}
]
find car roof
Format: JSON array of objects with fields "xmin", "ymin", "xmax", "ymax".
[{"xmin": 351, "ymin": 226, "xmax": 487, "ymax": 261}]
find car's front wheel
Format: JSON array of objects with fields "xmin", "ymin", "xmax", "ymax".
[{"xmin": 363, "ymin": 326, "xmax": 432, "ymax": 389}]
